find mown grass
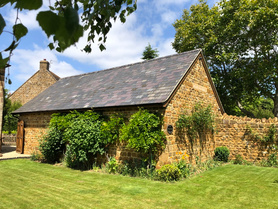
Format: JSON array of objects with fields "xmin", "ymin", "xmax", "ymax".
[{"xmin": 0, "ymin": 159, "xmax": 277, "ymax": 209}]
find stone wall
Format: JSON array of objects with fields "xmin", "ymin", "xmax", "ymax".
[
  {"xmin": 9, "ymin": 60, "xmax": 59, "ymax": 105},
  {"xmin": 19, "ymin": 106, "xmax": 165, "ymax": 159},
  {"xmin": 158, "ymin": 56, "xmax": 223, "ymax": 167},
  {"xmin": 215, "ymin": 114, "xmax": 278, "ymax": 162},
  {"xmin": 19, "ymin": 112, "xmax": 52, "ymax": 154}
]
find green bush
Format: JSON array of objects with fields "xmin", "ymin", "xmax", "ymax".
[
  {"xmin": 101, "ymin": 113, "xmax": 125, "ymax": 146},
  {"xmin": 64, "ymin": 111, "xmax": 104, "ymax": 170},
  {"xmin": 233, "ymin": 154, "xmax": 244, "ymax": 165},
  {"xmin": 30, "ymin": 151, "xmax": 43, "ymax": 161},
  {"xmin": 39, "ymin": 127, "xmax": 65, "ymax": 163},
  {"xmin": 107, "ymin": 157, "xmax": 119, "ymax": 174},
  {"xmin": 175, "ymin": 160, "xmax": 190, "ymax": 178},
  {"xmin": 120, "ymin": 108, "xmax": 165, "ymax": 162},
  {"xmin": 267, "ymin": 153, "xmax": 278, "ymax": 167},
  {"xmin": 214, "ymin": 146, "xmax": 230, "ymax": 162},
  {"xmin": 157, "ymin": 164, "xmax": 181, "ymax": 182}
]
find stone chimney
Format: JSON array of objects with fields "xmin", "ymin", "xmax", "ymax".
[{"xmin": 40, "ymin": 59, "xmax": 49, "ymax": 71}]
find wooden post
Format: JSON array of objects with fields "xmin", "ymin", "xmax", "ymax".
[{"xmin": 0, "ymin": 68, "xmax": 5, "ymax": 157}]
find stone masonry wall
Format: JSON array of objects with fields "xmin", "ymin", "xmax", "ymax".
[
  {"xmin": 19, "ymin": 106, "xmax": 165, "ymax": 160},
  {"xmin": 10, "ymin": 60, "xmax": 59, "ymax": 105},
  {"xmin": 19, "ymin": 112, "xmax": 52, "ymax": 154},
  {"xmin": 215, "ymin": 114, "xmax": 278, "ymax": 162},
  {"xmin": 158, "ymin": 55, "xmax": 223, "ymax": 167}
]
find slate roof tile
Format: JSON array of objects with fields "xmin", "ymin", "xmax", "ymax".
[{"xmin": 14, "ymin": 49, "xmax": 201, "ymax": 113}]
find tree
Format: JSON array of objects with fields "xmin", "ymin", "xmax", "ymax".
[
  {"xmin": 142, "ymin": 43, "xmax": 159, "ymax": 60},
  {"xmin": 2, "ymin": 90, "xmax": 22, "ymax": 134},
  {"xmin": 173, "ymin": 0, "xmax": 278, "ymax": 116},
  {"xmin": 0, "ymin": 0, "xmax": 137, "ymax": 154},
  {"xmin": 0, "ymin": 0, "xmax": 137, "ymax": 68}
]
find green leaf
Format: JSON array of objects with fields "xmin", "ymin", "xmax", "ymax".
[
  {"xmin": 48, "ymin": 43, "xmax": 54, "ymax": 50},
  {"xmin": 0, "ymin": 14, "xmax": 6, "ymax": 35},
  {"xmin": 99, "ymin": 44, "xmax": 106, "ymax": 51},
  {"xmin": 36, "ymin": 11, "xmax": 60, "ymax": 37},
  {"xmin": 13, "ymin": 23, "xmax": 28, "ymax": 41},
  {"xmin": 0, "ymin": 57, "xmax": 9, "ymax": 69},
  {"xmin": 15, "ymin": 0, "xmax": 42, "ymax": 10},
  {"xmin": 0, "ymin": 0, "xmax": 16, "ymax": 7},
  {"xmin": 64, "ymin": 6, "xmax": 79, "ymax": 34}
]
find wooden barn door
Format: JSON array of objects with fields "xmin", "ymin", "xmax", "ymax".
[{"xmin": 16, "ymin": 120, "xmax": 24, "ymax": 154}]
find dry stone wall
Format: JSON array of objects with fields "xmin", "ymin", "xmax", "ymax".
[{"xmin": 215, "ymin": 114, "xmax": 278, "ymax": 162}]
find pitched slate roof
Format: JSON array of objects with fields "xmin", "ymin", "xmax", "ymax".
[{"xmin": 14, "ymin": 49, "xmax": 204, "ymax": 113}]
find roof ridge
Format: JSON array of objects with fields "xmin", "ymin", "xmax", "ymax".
[{"xmin": 60, "ymin": 49, "xmax": 202, "ymax": 81}]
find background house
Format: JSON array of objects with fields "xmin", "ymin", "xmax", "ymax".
[{"xmin": 9, "ymin": 60, "xmax": 60, "ymax": 105}]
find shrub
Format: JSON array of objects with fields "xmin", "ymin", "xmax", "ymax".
[
  {"xmin": 214, "ymin": 146, "xmax": 230, "ymax": 162},
  {"xmin": 101, "ymin": 113, "xmax": 125, "ymax": 146},
  {"xmin": 233, "ymin": 154, "xmax": 244, "ymax": 165},
  {"xmin": 39, "ymin": 127, "xmax": 65, "ymax": 163},
  {"xmin": 267, "ymin": 153, "xmax": 278, "ymax": 167},
  {"xmin": 64, "ymin": 111, "xmax": 104, "ymax": 170},
  {"xmin": 175, "ymin": 160, "xmax": 190, "ymax": 178},
  {"xmin": 156, "ymin": 164, "xmax": 181, "ymax": 182},
  {"xmin": 120, "ymin": 109, "xmax": 166, "ymax": 163},
  {"xmin": 107, "ymin": 157, "xmax": 119, "ymax": 174},
  {"xmin": 117, "ymin": 159, "xmax": 155, "ymax": 178},
  {"xmin": 30, "ymin": 151, "xmax": 43, "ymax": 161}
]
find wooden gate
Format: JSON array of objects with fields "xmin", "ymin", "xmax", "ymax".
[{"xmin": 16, "ymin": 120, "xmax": 24, "ymax": 154}]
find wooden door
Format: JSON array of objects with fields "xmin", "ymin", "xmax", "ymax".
[{"xmin": 16, "ymin": 120, "xmax": 24, "ymax": 154}]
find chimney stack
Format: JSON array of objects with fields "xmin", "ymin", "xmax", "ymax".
[{"xmin": 40, "ymin": 59, "xmax": 49, "ymax": 71}]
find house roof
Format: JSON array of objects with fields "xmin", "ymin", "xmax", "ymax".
[
  {"xmin": 14, "ymin": 49, "xmax": 223, "ymax": 114},
  {"xmin": 9, "ymin": 68, "xmax": 60, "ymax": 99}
]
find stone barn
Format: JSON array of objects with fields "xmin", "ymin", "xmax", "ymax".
[
  {"xmin": 9, "ymin": 59, "xmax": 60, "ymax": 105},
  {"xmin": 14, "ymin": 49, "xmax": 225, "ymax": 166}
]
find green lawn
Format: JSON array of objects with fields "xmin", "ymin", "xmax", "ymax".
[{"xmin": 0, "ymin": 159, "xmax": 277, "ymax": 209}]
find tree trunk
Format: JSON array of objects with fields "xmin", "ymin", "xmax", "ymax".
[
  {"xmin": 0, "ymin": 68, "xmax": 5, "ymax": 157},
  {"xmin": 237, "ymin": 101, "xmax": 256, "ymax": 118}
]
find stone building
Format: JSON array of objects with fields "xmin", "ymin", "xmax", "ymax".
[
  {"xmin": 9, "ymin": 60, "xmax": 60, "ymax": 105},
  {"xmin": 14, "ymin": 49, "xmax": 230, "ymax": 165}
]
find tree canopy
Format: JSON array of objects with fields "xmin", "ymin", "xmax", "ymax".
[
  {"xmin": 173, "ymin": 0, "xmax": 278, "ymax": 117},
  {"xmin": 142, "ymin": 43, "xmax": 159, "ymax": 60},
  {"xmin": 0, "ymin": 0, "xmax": 137, "ymax": 69}
]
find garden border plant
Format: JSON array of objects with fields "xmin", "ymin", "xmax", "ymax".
[{"xmin": 39, "ymin": 108, "xmax": 165, "ymax": 171}]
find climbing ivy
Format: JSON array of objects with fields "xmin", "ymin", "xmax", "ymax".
[
  {"xmin": 176, "ymin": 103, "xmax": 215, "ymax": 142},
  {"xmin": 120, "ymin": 108, "xmax": 166, "ymax": 162}
]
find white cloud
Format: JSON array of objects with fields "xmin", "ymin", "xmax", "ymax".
[
  {"xmin": 56, "ymin": 5, "xmax": 179, "ymax": 70},
  {"xmin": 155, "ymin": 0, "xmax": 192, "ymax": 6},
  {"xmin": 10, "ymin": 46, "xmax": 83, "ymax": 82},
  {"xmin": 5, "ymin": 9, "xmax": 40, "ymax": 30},
  {"xmin": 161, "ymin": 10, "xmax": 179, "ymax": 24},
  {"xmin": 158, "ymin": 38, "xmax": 176, "ymax": 57},
  {"xmin": 60, "ymin": 14, "xmax": 151, "ymax": 69}
]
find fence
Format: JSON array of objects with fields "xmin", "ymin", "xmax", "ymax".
[{"xmin": 2, "ymin": 134, "xmax": 16, "ymax": 145}]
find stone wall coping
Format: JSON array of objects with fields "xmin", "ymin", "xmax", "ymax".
[{"xmin": 219, "ymin": 114, "xmax": 278, "ymax": 125}]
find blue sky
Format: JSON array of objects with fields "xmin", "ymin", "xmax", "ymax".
[{"xmin": 0, "ymin": 0, "xmax": 218, "ymax": 93}]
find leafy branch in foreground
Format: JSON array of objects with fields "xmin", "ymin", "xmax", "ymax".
[{"xmin": 0, "ymin": 0, "xmax": 137, "ymax": 68}]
